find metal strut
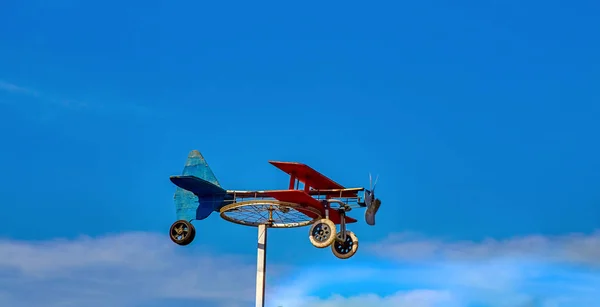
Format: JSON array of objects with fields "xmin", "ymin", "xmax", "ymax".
[
  {"xmin": 322, "ymin": 200, "xmax": 330, "ymax": 220},
  {"xmin": 323, "ymin": 199, "xmax": 348, "ymax": 242},
  {"xmin": 338, "ymin": 209, "xmax": 346, "ymax": 241}
]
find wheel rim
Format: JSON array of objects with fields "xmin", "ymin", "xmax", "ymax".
[
  {"xmin": 312, "ymin": 222, "xmax": 332, "ymax": 243},
  {"xmin": 171, "ymin": 221, "xmax": 191, "ymax": 242},
  {"xmin": 220, "ymin": 200, "xmax": 321, "ymax": 228},
  {"xmin": 333, "ymin": 233, "xmax": 354, "ymax": 254}
]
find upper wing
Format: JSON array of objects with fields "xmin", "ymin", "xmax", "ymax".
[
  {"xmin": 266, "ymin": 190, "xmax": 357, "ymax": 224},
  {"xmin": 269, "ymin": 161, "xmax": 353, "ymax": 191}
]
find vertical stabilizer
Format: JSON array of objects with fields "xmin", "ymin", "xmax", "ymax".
[
  {"xmin": 173, "ymin": 150, "xmax": 223, "ymax": 221},
  {"xmin": 182, "ymin": 150, "xmax": 220, "ymax": 186}
]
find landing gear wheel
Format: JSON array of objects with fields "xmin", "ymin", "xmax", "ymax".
[
  {"xmin": 169, "ymin": 220, "xmax": 196, "ymax": 246},
  {"xmin": 309, "ymin": 219, "xmax": 336, "ymax": 248},
  {"xmin": 331, "ymin": 231, "xmax": 358, "ymax": 259}
]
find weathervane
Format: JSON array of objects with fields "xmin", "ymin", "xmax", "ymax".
[{"xmin": 168, "ymin": 150, "xmax": 382, "ymax": 307}]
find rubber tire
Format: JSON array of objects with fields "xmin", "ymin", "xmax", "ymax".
[
  {"xmin": 169, "ymin": 220, "xmax": 196, "ymax": 246},
  {"xmin": 331, "ymin": 231, "xmax": 358, "ymax": 259},
  {"xmin": 309, "ymin": 218, "xmax": 337, "ymax": 248}
]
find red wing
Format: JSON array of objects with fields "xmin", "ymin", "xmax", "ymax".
[
  {"xmin": 269, "ymin": 161, "xmax": 346, "ymax": 189},
  {"xmin": 267, "ymin": 190, "xmax": 357, "ymax": 224}
]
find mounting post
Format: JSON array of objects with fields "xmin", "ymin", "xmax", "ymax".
[{"xmin": 255, "ymin": 224, "xmax": 267, "ymax": 307}]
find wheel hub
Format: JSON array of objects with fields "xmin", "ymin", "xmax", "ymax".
[
  {"xmin": 312, "ymin": 223, "xmax": 331, "ymax": 242},
  {"xmin": 333, "ymin": 233, "xmax": 353, "ymax": 254},
  {"xmin": 169, "ymin": 220, "xmax": 196, "ymax": 246}
]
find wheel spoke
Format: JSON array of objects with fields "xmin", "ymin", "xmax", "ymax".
[
  {"xmin": 220, "ymin": 200, "xmax": 321, "ymax": 228},
  {"xmin": 169, "ymin": 220, "xmax": 195, "ymax": 246}
]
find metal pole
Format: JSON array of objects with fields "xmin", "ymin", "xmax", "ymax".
[{"xmin": 255, "ymin": 224, "xmax": 267, "ymax": 307}]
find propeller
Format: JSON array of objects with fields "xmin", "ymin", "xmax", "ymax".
[
  {"xmin": 365, "ymin": 173, "xmax": 378, "ymax": 206},
  {"xmin": 370, "ymin": 173, "xmax": 378, "ymax": 195},
  {"xmin": 364, "ymin": 173, "xmax": 381, "ymax": 226}
]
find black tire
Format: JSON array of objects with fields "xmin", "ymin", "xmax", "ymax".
[
  {"xmin": 331, "ymin": 231, "xmax": 359, "ymax": 259},
  {"xmin": 169, "ymin": 220, "xmax": 196, "ymax": 246}
]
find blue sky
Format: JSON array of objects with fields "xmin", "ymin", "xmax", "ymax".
[{"xmin": 1, "ymin": 0, "xmax": 599, "ymax": 306}]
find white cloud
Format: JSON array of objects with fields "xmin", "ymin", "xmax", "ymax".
[
  {"xmin": 0, "ymin": 232, "xmax": 258, "ymax": 307},
  {"xmin": 270, "ymin": 259, "xmax": 600, "ymax": 307},
  {"xmin": 366, "ymin": 230, "xmax": 600, "ymax": 266},
  {"xmin": 1, "ymin": 231, "xmax": 599, "ymax": 307},
  {"xmin": 287, "ymin": 290, "xmax": 457, "ymax": 307},
  {"xmin": 271, "ymin": 231, "xmax": 600, "ymax": 307}
]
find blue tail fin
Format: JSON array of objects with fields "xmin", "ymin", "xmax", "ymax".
[
  {"xmin": 172, "ymin": 150, "xmax": 225, "ymax": 221},
  {"xmin": 182, "ymin": 150, "xmax": 220, "ymax": 186}
]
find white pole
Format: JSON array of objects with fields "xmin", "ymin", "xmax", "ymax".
[{"xmin": 256, "ymin": 224, "xmax": 267, "ymax": 307}]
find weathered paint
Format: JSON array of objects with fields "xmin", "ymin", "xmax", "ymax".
[
  {"xmin": 266, "ymin": 190, "xmax": 357, "ymax": 224},
  {"xmin": 173, "ymin": 150, "xmax": 227, "ymax": 221},
  {"xmin": 288, "ymin": 173, "xmax": 296, "ymax": 190},
  {"xmin": 182, "ymin": 150, "xmax": 220, "ymax": 186},
  {"xmin": 224, "ymin": 187, "xmax": 364, "ymax": 198},
  {"xmin": 172, "ymin": 150, "xmax": 377, "ymax": 224},
  {"xmin": 174, "ymin": 188, "xmax": 200, "ymax": 221},
  {"xmin": 269, "ymin": 161, "xmax": 346, "ymax": 190},
  {"xmin": 171, "ymin": 176, "xmax": 226, "ymax": 195}
]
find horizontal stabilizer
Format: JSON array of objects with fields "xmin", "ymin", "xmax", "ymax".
[{"xmin": 170, "ymin": 176, "xmax": 226, "ymax": 196}]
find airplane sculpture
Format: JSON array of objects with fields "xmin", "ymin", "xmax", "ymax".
[{"xmin": 168, "ymin": 150, "xmax": 381, "ymax": 259}]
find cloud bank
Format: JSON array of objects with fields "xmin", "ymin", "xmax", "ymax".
[
  {"xmin": 0, "ymin": 232, "xmax": 258, "ymax": 307},
  {"xmin": 1, "ymin": 231, "xmax": 599, "ymax": 307},
  {"xmin": 367, "ymin": 231, "xmax": 600, "ymax": 266}
]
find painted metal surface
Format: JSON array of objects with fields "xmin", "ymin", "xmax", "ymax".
[
  {"xmin": 169, "ymin": 150, "xmax": 382, "ymax": 306},
  {"xmin": 172, "ymin": 150, "xmax": 368, "ymax": 223},
  {"xmin": 170, "ymin": 176, "xmax": 226, "ymax": 195},
  {"xmin": 173, "ymin": 188, "xmax": 200, "ymax": 221},
  {"xmin": 170, "ymin": 150, "xmax": 363, "ymax": 224},
  {"xmin": 266, "ymin": 190, "xmax": 357, "ymax": 224},
  {"xmin": 255, "ymin": 224, "xmax": 267, "ymax": 307},
  {"xmin": 225, "ymin": 187, "xmax": 364, "ymax": 198},
  {"xmin": 268, "ymin": 161, "xmax": 347, "ymax": 190},
  {"xmin": 183, "ymin": 150, "xmax": 220, "ymax": 186},
  {"xmin": 173, "ymin": 150, "xmax": 228, "ymax": 221}
]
